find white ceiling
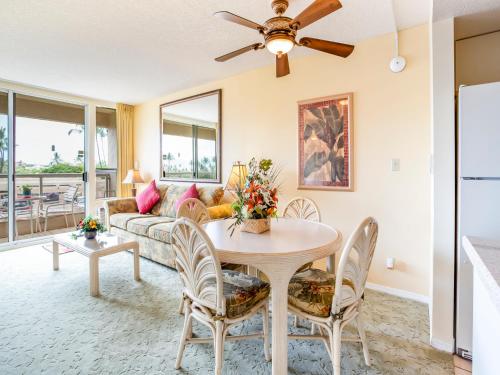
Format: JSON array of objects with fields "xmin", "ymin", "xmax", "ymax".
[
  {"xmin": 433, "ymin": 0, "xmax": 500, "ymax": 22},
  {"xmin": 0, "ymin": 0, "xmax": 430, "ymax": 104}
]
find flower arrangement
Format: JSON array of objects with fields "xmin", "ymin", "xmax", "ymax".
[
  {"xmin": 77, "ymin": 215, "xmax": 106, "ymax": 239},
  {"xmin": 230, "ymin": 158, "xmax": 280, "ymax": 234}
]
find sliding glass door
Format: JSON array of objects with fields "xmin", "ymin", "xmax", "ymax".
[
  {"xmin": 0, "ymin": 92, "xmax": 9, "ymax": 243},
  {"xmin": 13, "ymin": 94, "xmax": 86, "ymax": 240}
]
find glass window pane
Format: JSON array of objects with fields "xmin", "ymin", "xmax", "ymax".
[
  {"xmin": 96, "ymin": 107, "xmax": 117, "ymax": 198},
  {"xmin": 14, "ymin": 94, "xmax": 85, "ymax": 240},
  {"xmin": 0, "ymin": 92, "xmax": 8, "ymax": 243}
]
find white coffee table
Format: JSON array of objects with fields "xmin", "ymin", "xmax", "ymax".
[{"xmin": 52, "ymin": 231, "xmax": 140, "ymax": 296}]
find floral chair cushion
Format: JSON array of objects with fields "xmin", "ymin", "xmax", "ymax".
[
  {"xmin": 212, "ymin": 270, "xmax": 270, "ymax": 319},
  {"xmin": 288, "ymin": 268, "xmax": 356, "ymax": 318}
]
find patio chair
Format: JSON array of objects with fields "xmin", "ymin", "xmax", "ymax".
[{"xmin": 38, "ymin": 185, "xmax": 81, "ymax": 232}]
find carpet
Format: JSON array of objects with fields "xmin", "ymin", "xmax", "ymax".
[{"xmin": 0, "ymin": 245, "xmax": 454, "ymax": 374}]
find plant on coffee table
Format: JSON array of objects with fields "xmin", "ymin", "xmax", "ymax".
[{"xmin": 77, "ymin": 215, "xmax": 106, "ymax": 239}]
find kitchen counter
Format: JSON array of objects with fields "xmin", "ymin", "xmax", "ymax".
[
  {"xmin": 462, "ymin": 236, "xmax": 500, "ymax": 375},
  {"xmin": 463, "ymin": 236, "xmax": 500, "ymax": 313}
]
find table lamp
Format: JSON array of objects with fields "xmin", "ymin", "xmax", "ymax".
[
  {"xmin": 224, "ymin": 162, "xmax": 248, "ymax": 192},
  {"xmin": 122, "ymin": 169, "xmax": 144, "ymax": 197}
]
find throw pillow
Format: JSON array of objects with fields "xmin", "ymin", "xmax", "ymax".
[
  {"xmin": 207, "ymin": 203, "xmax": 234, "ymax": 220},
  {"xmin": 175, "ymin": 183, "xmax": 199, "ymax": 212},
  {"xmin": 136, "ymin": 180, "xmax": 160, "ymax": 214}
]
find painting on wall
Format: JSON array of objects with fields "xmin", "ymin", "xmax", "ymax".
[{"xmin": 298, "ymin": 93, "xmax": 353, "ymax": 191}]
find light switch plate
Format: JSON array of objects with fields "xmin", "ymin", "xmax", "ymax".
[{"xmin": 391, "ymin": 158, "xmax": 400, "ymax": 172}]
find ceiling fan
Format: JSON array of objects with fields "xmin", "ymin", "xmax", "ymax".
[{"xmin": 214, "ymin": 0, "xmax": 354, "ymax": 78}]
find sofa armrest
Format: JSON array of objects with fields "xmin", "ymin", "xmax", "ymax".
[{"xmin": 103, "ymin": 198, "xmax": 138, "ymax": 228}]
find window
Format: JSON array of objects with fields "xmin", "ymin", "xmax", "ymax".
[{"xmin": 95, "ymin": 107, "xmax": 117, "ymax": 198}]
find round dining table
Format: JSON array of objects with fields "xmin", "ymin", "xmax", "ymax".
[{"xmin": 204, "ymin": 218, "xmax": 342, "ymax": 375}]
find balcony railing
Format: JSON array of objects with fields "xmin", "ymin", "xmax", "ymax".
[{"xmin": 0, "ymin": 171, "xmax": 117, "ymax": 241}]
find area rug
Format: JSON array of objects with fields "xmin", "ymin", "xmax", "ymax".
[
  {"xmin": 42, "ymin": 243, "xmax": 73, "ymax": 254},
  {"xmin": 0, "ymin": 246, "xmax": 454, "ymax": 375}
]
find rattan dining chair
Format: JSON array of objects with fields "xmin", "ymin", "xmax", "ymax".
[
  {"xmin": 283, "ymin": 196, "xmax": 322, "ymax": 326},
  {"xmin": 287, "ymin": 217, "xmax": 379, "ymax": 375},
  {"xmin": 171, "ymin": 218, "xmax": 271, "ymax": 375}
]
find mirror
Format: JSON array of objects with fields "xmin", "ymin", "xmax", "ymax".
[{"xmin": 160, "ymin": 89, "xmax": 221, "ymax": 183}]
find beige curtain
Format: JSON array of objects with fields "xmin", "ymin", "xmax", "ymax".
[{"xmin": 116, "ymin": 104, "xmax": 135, "ymax": 197}]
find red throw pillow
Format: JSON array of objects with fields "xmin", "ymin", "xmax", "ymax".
[
  {"xmin": 136, "ymin": 180, "xmax": 160, "ymax": 214},
  {"xmin": 175, "ymin": 184, "xmax": 200, "ymax": 211}
]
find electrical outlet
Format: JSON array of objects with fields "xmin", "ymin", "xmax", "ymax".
[{"xmin": 391, "ymin": 158, "xmax": 400, "ymax": 172}]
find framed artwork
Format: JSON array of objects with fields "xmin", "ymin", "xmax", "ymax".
[{"xmin": 298, "ymin": 93, "xmax": 353, "ymax": 191}]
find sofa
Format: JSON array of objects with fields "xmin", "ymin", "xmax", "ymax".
[{"xmin": 104, "ymin": 183, "xmax": 234, "ymax": 268}]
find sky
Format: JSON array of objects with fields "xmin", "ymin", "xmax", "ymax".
[{"xmin": 0, "ymin": 115, "xmax": 110, "ymax": 167}]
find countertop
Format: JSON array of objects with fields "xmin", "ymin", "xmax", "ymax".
[{"xmin": 463, "ymin": 236, "xmax": 500, "ymax": 313}]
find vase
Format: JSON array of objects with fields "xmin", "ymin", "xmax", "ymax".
[
  {"xmin": 84, "ymin": 230, "xmax": 97, "ymax": 240},
  {"xmin": 241, "ymin": 218, "xmax": 271, "ymax": 234}
]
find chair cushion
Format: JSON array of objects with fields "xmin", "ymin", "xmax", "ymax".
[
  {"xmin": 136, "ymin": 180, "xmax": 160, "ymax": 214},
  {"xmin": 221, "ymin": 270, "xmax": 270, "ymax": 319},
  {"xmin": 126, "ymin": 216, "xmax": 174, "ymax": 236},
  {"xmin": 148, "ymin": 221, "xmax": 175, "ymax": 243},
  {"xmin": 175, "ymin": 184, "xmax": 199, "ymax": 212},
  {"xmin": 208, "ymin": 203, "xmax": 234, "ymax": 220},
  {"xmin": 288, "ymin": 268, "xmax": 356, "ymax": 318},
  {"xmin": 109, "ymin": 213, "xmax": 148, "ymax": 230}
]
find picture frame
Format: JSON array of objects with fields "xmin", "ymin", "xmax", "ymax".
[{"xmin": 298, "ymin": 93, "xmax": 353, "ymax": 191}]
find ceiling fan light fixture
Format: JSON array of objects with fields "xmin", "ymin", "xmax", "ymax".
[{"xmin": 266, "ymin": 34, "xmax": 294, "ymax": 55}]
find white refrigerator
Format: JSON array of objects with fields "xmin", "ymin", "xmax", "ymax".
[{"xmin": 456, "ymin": 82, "xmax": 500, "ymax": 359}]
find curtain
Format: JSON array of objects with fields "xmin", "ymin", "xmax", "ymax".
[{"xmin": 116, "ymin": 103, "xmax": 134, "ymax": 197}]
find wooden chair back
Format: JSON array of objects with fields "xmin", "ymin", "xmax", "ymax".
[
  {"xmin": 283, "ymin": 197, "xmax": 321, "ymax": 222},
  {"xmin": 170, "ymin": 218, "xmax": 225, "ymax": 316},
  {"xmin": 176, "ymin": 198, "xmax": 210, "ymax": 225},
  {"xmin": 332, "ymin": 217, "xmax": 378, "ymax": 314}
]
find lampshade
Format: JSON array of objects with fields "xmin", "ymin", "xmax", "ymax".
[
  {"xmin": 122, "ymin": 169, "xmax": 144, "ymax": 184},
  {"xmin": 266, "ymin": 35, "xmax": 294, "ymax": 55},
  {"xmin": 224, "ymin": 162, "xmax": 248, "ymax": 191}
]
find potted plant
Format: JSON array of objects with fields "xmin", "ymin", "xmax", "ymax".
[
  {"xmin": 21, "ymin": 184, "xmax": 32, "ymax": 196},
  {"xmin": 77, "ymin": 215, "xmax": 106, "ymax": 239},
  {"xmin": 230, "ymin": 158, "xmax": 279, "ymax": 235}
]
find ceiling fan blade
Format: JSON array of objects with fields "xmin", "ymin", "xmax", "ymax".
[
  {"xmin": 215, "ymin": 43, "xmax": 264, "ymax": 62},
  {"xmin": 214, "ymin": 11, "xmax": 264, "ymax": 31},
  {"xmin": 299, "ymin": 37, "xmax": 354, "ymax": 57},
  {"xmin": 291, "ymin": 0, "xmax": 342, "ymax": 30},
  {"xmin": 276, "ymin": 53, "xmax": 290, "ymax": 78}
]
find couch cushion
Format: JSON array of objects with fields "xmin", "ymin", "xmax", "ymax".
[
  {"xmin": 109, "ymin": 213, "xmax": 148, "ymax": 230},
  {"xmin": 150, "ymin": 184, "xmax": 170, "ymax": 216},
  {"xmin": 154, "ymin": 185, "xmax": 189, "ymax": 217},
  {"xmin": 126, "ymin": 216, "xmax": 174, "ymax": 236},
  {"xmin": 288, "ymin": 268, "xmax": 356, "ymax": 318},
  {"xmin": 148, "ymin": 221, "xmax": 175, "ymax": 243}
]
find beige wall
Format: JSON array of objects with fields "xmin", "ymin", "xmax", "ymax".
[
  {"xmin": 456, "ymin": 31, "xmax": 500, "ymax": 89},
  {"xmin": 134, "ymin": 24, "xmax": 431, "ymax": 297}
]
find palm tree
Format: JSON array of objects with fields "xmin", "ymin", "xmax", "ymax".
[
  {"xmin": 51, "ymin": 152, "xmax": 62, "ymax": 165},
  {"xmin": 0, "ymin": 127, "xmax": 8, "ymax": 174},
  {"xmin": 96, "ymin": 127, "xmax": 108, "ymax": 168}
]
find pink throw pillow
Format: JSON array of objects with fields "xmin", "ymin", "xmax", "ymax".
[
  {"xmin": 175, "ymin": 184, "xmax": 199, "ymax": 211},
  {"xmin": 136, "ymin": 180, "xmax": 160, "ymax": 214}
]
